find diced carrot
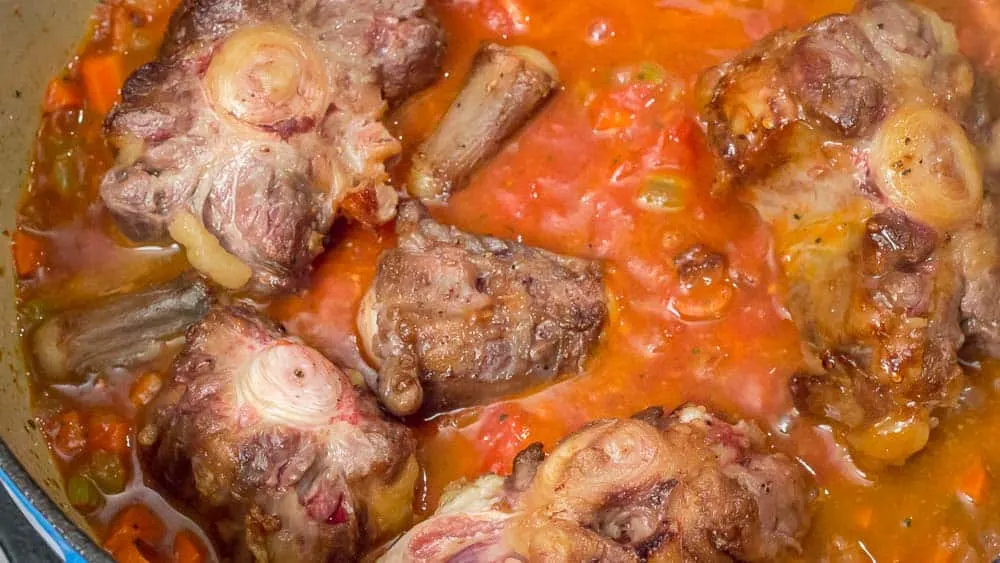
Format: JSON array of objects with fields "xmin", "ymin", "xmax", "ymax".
[
  {"xmin": 42, "ymin": 79, "xmax": 84, "ymax": 113},
  {"xmin": 957, "ymin": 456, "xmax": 989, "ymax": 505},
  {"xmin": 80, "ymin": 53, "xmax": 125, "ymax": 114},
  {"xmin": 172, "ymin": 531, "xmax": 204, "ymax": 563},
  {"xmin": 87, "ymin": 412, "xmax": 131, "ymax": 454},
  {"xmin": 129, "ymin": 372, "xmax": 163, "ymax": 408},
  {"xmin": 49, "ymin": 411, "xmax": 87, "ymax": 459},
  {"xmin": 12, "ymin": 230, "xmax": 45, "ymax": 278},
  {"xmin": 87, "ymin": 449, "xmax": 129, "ymax": 494},
  {"xmin": 853, "ymin": 505, "xmax": 874, "ymax": 530},
  {"xmin": 111, "ymin": 541, "xmax": 153, "ymax": 563},
  {"xmin": 104, "ymin": 504, "xmax": 165, "ymax": 555}
]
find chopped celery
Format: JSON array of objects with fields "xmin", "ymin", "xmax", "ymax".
[
  {"xmin": 66, "ymin": 474, "xmax": 103, "ymax": 512},
  {"xmin": 635, "ymin": 62, "xmax": 666, "ymax": 85},
  {"xmin": 51, "ymin": 151, "xmax": 79, "ymax": 196},
  {"xmin": 638, "ymin": 174, "xmax": 687, "ymax": 212},
  {"xmin": 88, "ymin": 450, "xmax": 128, "ymax": 495}
]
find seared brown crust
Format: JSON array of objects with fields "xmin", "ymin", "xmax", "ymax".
[
  {"xmin": 409, "ymin": 43, "xmax": 559, "ymax": 201},
  {"xmin": 697, "ymin": 0, "xmax": 1000, "ymax": 455},
  {"xmin": 359, "ymin": 200, "xmax": 606, "ymax": 416},
  {"xmin": 698, "ymin": 0, "xmax": 970, "ymax": 185},
  {"xmin": 30, "ymin": 276, "xmax": 211, "ymax": 381},
  {"xmin": 380, "ymin": 405, "xmax": 814, "ymax": 563},
  {"xmin": 142, "ymin": 306, "xmax": 418, "ymax": 562}
]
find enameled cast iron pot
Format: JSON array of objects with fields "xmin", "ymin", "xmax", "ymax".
[{"xmin": 0, "ymin": 1, "xmax": 114, "ymax": 560}]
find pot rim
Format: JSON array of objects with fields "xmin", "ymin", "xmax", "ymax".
[{"xmin": 0, "ymin": 438, "xmax": 110, "ymax": 563}]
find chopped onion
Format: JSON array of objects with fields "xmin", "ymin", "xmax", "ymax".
[
  {"xmin": 638, "ymin": 174, "xmax": 688, "ymax": 212},
  {"xmin": 112, "ymin": 134, "xmax": 145, "ymax": 168},
  {"xmin": 87, "ymin": 450, "xmax": 128, "ymax": 495},
  {"xmin": 635, "ymin": 62, "xmax": 667, "ymax": 85},
  {"xmin": 66, "ymin": 474, "xmax": 103, "ymax": 512},
  {"xmin": 32, "ymin": 318, "xmax": 70, "ymax": 381},
  {"xmin": 356, "ymin": 286, "xmax": 381, "ymax": 367}
]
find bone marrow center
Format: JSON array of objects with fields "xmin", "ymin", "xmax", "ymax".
[
  {"xmin": 238, "ymin": 342, "xmax": 342, "ymax": 427},
  {"xmin": 205, "ymin": 25, "xmax": 328, "ymax": 128}
]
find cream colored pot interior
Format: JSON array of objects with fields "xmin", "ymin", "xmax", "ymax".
[{"xmin": 0, "ymin": 0, "xmax": 99, "ymax": 537}]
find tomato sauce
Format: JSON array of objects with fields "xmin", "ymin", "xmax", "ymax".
[{"xmin": 17, "ymin": 0, "xmax": 1000, "ymax": 561}]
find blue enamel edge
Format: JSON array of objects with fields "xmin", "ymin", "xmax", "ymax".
[{"xmin": 0, "ymin": 467, "xmax": 87, "ymax": 563}]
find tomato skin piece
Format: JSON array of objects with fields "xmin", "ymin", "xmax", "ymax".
[
  {"xmin": 479, "ymin": 0, "xmax": 530, "ymax": 36},
  {"xmin": 853, "ymin": 505, "xmax": 874, "ymax": 530},
  {"xmin": 590, "ymin": 92, "xmax": 635, "ymax": 132},
  {"xmin": 475, "ymin": 405, "xmax": 535, "ymax": 475}
]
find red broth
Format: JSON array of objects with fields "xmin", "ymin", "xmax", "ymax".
[{"xmin": 17, "ymin": 0, "xmax": 1000, "ymax": 561}]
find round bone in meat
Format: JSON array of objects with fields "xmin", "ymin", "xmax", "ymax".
[
  {"xmin": 870, "ymin": 105, "xmax": 983, "ymax": 231},
  {"xmin": 99, "ymin": 0, "xmax": 444, "ymax": 294},
  {"xmin": 379, "ymin": 405, "xmax": 814, "ymax": 562},
  {"xmin": 142, "ymin": 306, "xmax": 418, "ymax": 561},
  {"xmin": 238, "ymin": 342, "xmax": 344, "ymax": 428},
  {"xmin": 204, "ymin": 25, "xmax": 329, "ymax": 129}
]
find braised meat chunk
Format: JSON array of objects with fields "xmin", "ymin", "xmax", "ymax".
[
  {"xmin": 697, "ymin": 0, "xmax": 1000, "ymax": 462},
  {"xmin": 140, "ymin": 306, "xmax": 418, "ymax": 562},
  {"xmin": 409, "ymin": 43, "xmax": 560, "ymax": 201},
  {"xmin": 358, "ymin": 201, "xmax": 606, "ymax": 416},
  {"xmin": 380, "ymin": 405, "xmax": 814, "ymax": 562},
  {"xmin": 100, "ymin": 0, "xmax": 444, "ymax": 294},
  {"xmin": 31, "ymin": 276, "xmax": 211, "ymax": 382}
]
